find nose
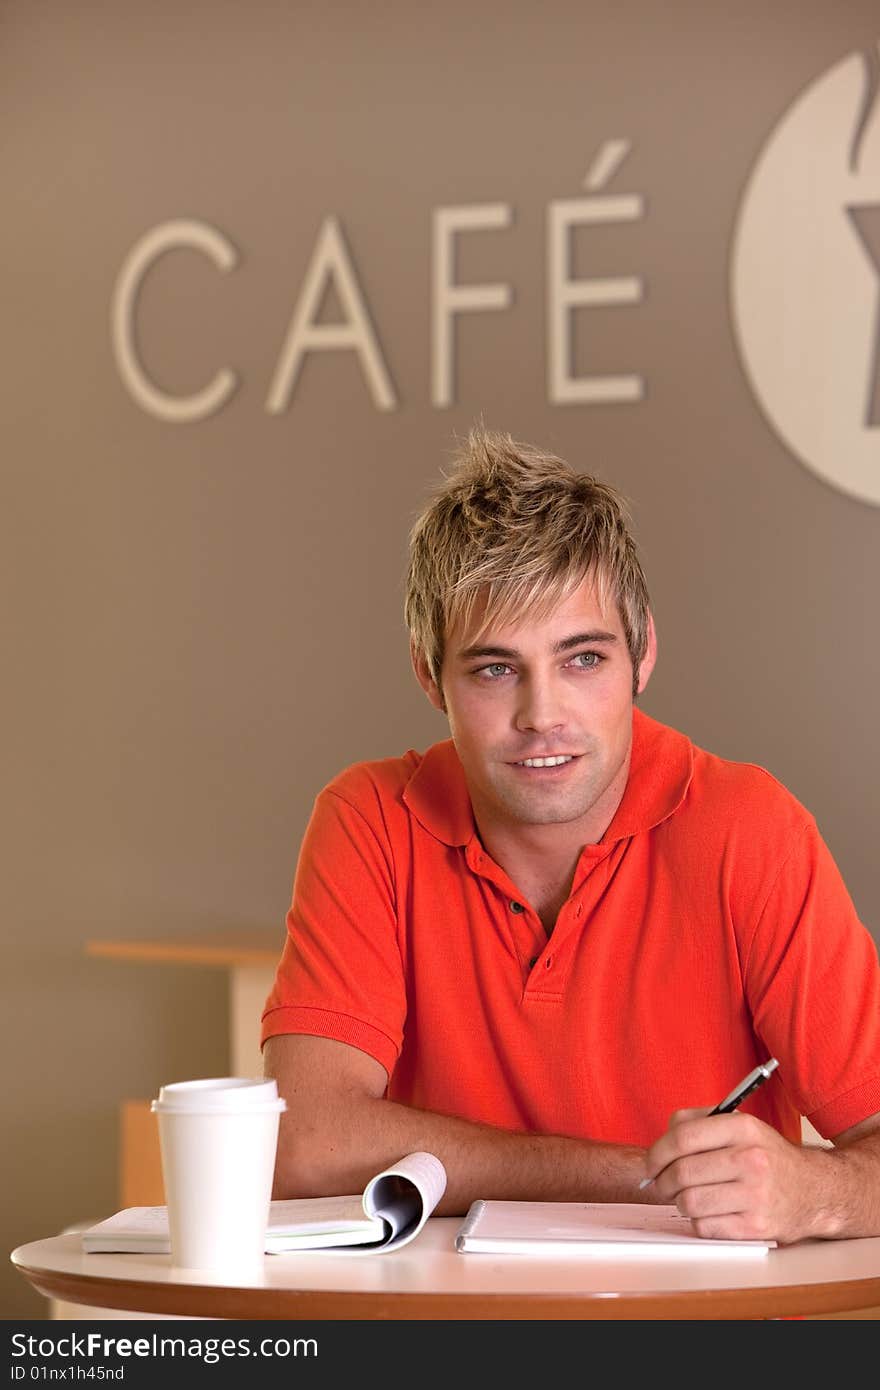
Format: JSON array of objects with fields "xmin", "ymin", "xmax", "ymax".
[{"xmin": 514, "ymin": 675, "xmax": 566, "ymax": 735}]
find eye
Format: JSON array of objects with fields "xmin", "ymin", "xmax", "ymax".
[
  {"xmin": 476, "ymin": 662, "xmax": 513, "ymax": 679},
  {"xmin": 569, "ymin": 651, "xmax": 602, "ymax": 669}
]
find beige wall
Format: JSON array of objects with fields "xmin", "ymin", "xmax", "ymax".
[{"xmin": 3, "ymin": 1, "xmax": 878, "ymax": 1317}]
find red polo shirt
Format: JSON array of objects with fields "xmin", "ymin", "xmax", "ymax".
[{"xmin": 261, "ymin": 710, "xmax": 880, "ymax": 1145}]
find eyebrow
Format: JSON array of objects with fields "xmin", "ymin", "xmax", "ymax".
[{"xmin": 455, "ymin": 630, "xmax": 620, "ymax": 662}]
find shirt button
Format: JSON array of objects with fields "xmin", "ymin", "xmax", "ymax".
[{"xmin": 509, "ymin": 900, "xmax": 525, "ymax": 914}]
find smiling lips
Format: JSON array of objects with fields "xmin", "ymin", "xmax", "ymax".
[{"xmin": 513, "ymin": 754, "xmax": 579, "ymax": 767}]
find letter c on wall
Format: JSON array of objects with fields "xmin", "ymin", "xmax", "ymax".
[{"xmin": 111, "ymin": 219, "xmax": 238, "ymax": 423}]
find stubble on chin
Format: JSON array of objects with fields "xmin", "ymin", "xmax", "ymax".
[{"xmin": 486, "ymin": 760, "xmax": 610, "ymax": 828}]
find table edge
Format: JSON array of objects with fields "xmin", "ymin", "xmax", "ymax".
[
  {"xmin": 14, "ymin": 1259, "xmax": 880, "ymax": 1321},
  {"xmin": 85, "ymin": 940, "xmax": 280, "ymax": 968}
]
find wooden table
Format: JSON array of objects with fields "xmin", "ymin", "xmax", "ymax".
[
  {"xmin": 12, "ymin": 1219, "xmax": 880, "ymax": 1320},
  {"xmin": 85, "ymin": 933, "xmax": 282, "ymax": 1079}
]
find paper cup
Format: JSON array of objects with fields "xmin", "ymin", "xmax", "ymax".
[
  {"xmin": 154, "ymin": 1077, "xmax": 283, "ymax": 1112},
  {"xmin": 151, "ymin": 1077, "xmax": 286, "ymax": 1271}
]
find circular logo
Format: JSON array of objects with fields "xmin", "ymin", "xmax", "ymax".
[{"xmin": 730, "ymin": 46, "xmax": 880, "ymax": 506}]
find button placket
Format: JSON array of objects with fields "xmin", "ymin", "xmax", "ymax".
[{"xmin": 503, "ymin": 900, "xmax": 546, "ymax": 976}]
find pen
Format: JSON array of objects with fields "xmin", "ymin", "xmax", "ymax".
[
  {"xmin": 707, "ymin": 1057, "xmax": 779, "ymax": 1115},
  {"xmin": 638, "ymin": 1058, "xmax": 779, "ymax": 1191}
]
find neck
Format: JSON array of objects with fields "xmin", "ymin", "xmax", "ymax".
[{"xmin": 473, "ymin": 771, "xmax": 627, "ymax": 903}]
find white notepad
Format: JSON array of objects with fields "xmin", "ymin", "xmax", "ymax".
[{"xmin": 455, "ymin": 1200, "xmax": 776, "ymax": 1256}]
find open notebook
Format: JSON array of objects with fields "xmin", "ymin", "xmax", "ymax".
[
  {"xmin": 455, "ymin": 1200, "xmax": 777, "ymax": 1256},
  {"xmin": 81, "ymin": 1152, "xmax": 446, "ymax": 1256}
]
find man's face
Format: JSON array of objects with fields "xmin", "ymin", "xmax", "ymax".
[{"xmin": 414, "ymin": 578, "xmax": 655, "ymax": 843}]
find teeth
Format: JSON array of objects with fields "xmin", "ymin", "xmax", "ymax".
[{"xmin": 518, "ymin": 755, "xmax": 574, "ymax": 767}]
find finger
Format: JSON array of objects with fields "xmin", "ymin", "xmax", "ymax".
[
  {"xmin": 668, "ymin": 1106, "xmax": 711, "ymax": 1126},
  {"xmin": 674, "ymin": 1177, "xmax": 751, "ymax": 1223},
  {"xmin": 643, "ymin": 1113, "xmax": 753, "ymax": 1186},
  {"xmin": 653, "ymin": 1150, "xmax": 750, "ymax": 1206},
  {"xmin": 688, "ymin": 1209, "xmax": 771, "ymax": 1242},
  {"xmin": 674, "ymin": 1167, "xmax": 776, "ymax": 1242}
]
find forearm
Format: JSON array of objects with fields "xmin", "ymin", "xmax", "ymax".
[
  {"xmin": 273, "ymin": 1093, "xmax": 647, "ymax": 1214},
  {"xmin": 807, "ymin": 1129, "xmax": 880, "ymax": 1240}
]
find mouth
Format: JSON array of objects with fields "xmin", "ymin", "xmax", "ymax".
[{"xmin": 510, "ymin": 754, "xmax": 581, "ymax": 770}]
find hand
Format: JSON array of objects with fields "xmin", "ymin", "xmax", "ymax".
[{"xmin": 642, "ymin": 1108, "xmax": 827, "ymax": 1244}]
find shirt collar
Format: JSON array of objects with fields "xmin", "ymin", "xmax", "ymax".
[
  {"xmin": 402, "ymin": 707, "xmax": 694, "ymax": 849},
  {"xmin": 600, "ymin": 707, "xmax": 693, "ymax": 842},
  {"xmin": 403, "ymin": 739, "xmax": 475, "ymax": 847}
]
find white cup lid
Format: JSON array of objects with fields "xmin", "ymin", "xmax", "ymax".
[{"xmin": 151, "ymin": 1077, "xmax": 285, "ymax": 1113}]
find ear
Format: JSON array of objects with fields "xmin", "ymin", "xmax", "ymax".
[
  {"xmin": 410, "ymin": 640, "xmax": 447, "ymax": 714},
  {"xmin": 636, "ymin": 611, "xmax": 658, "ymax": 695}
]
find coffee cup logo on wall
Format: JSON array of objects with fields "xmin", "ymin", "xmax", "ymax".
[{"xmin": 730, "ymin": 42, "xmax": 880, "ymax": 507}]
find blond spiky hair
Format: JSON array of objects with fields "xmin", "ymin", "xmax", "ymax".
[{"xmin": 404, "ymin": 425, "xmax": 650, "ymax": 696}]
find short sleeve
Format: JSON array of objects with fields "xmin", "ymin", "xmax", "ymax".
[
  {"xmin": 742, "ymin": 820, "xmax": 880, "ymax": 1137},
  {"xmin": 260, "ymin": 786, "xmax": 407, "ymax": 1078}
]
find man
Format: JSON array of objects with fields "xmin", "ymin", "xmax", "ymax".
[{"xmin": 262, "ymin": 427, "xmax": 880, "ymax": 1244}]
